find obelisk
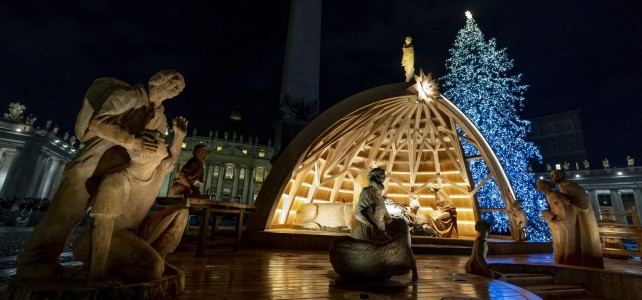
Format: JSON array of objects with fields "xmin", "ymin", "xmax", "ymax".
[{"xmin": 274, "ymin": 0, "xmax": 322, "ymax": 155}]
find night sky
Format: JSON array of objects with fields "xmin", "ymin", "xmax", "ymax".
[{"xmin": 1, "ymin": 1, "xmax": 641, "ymax": 168}]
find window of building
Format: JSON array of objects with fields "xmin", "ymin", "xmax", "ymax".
[
  {"xmin": 255, "ymin": 168, "xmax": 265, "ymax": 183},
  {"xmin": 622, "ymin": 193, "xmax": 635, "ymax": 223},
  {"xmin": 239, "ymin": 168, "xmax": 246, "ymax": 180},
  {"xmin": 213, "ymin": 165, "xmax": 220, "ymax": 177},
  {"xmin": 598, "ymin": 194, "xmax": 612, "ymax": 206},
  {"xmin": 555, "ymin": 164, "xmax": 561, "ymax": 170},
  {"xmin": 181, "ymin": 142, "xmax": 187, "ymax": 148},
  {"xmin": 242, "ymin": 149, "xmax": 248, "ymax": 155},
  {"xmin": 217, "ymin": 146, "xmax": 223, "ymax": 151},
  {"xmin": 222, "ymin": 187, "xmax": 231, "ymax": 200},
  {"xmin": 258, "ymin": 149, "xmax": 266, "ymax": 158},
  {"xmin": 225, "ymin": 165, "xmax": 235, "ymax": 180}
]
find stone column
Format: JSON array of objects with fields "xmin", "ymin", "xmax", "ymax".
[
  {"xmin": 587, "ymin": 189, "xmax": 600, "ymax": 212},
  {"xmin": 1, "ymin": 145, "xmax": 41, "ymax": 198},
  {"xmin": 215, "ymin": 164, "xmax": 224, "ymax": 200},
  {"xmin": 0, "ymin": 149, "xmax": 16, "ymax": 193},
  {"xmin": 248, "ymin": 168, "xmax": 256, "ymax": 204},
  {"xmin": 38, "ymin": 159, "xmax": 59, "ymax": 198},
  {"xmin": 47, "ymin": 161, "xmax": 67, "ymax": 199},
  {"xmin": 231, "ymin": 165, "xmax": 240, "ymax": 202},
  {"xmin": 633, "ymin": 188, "xmax": 642, "ymax": 226},
  {"xmin": 35, "ymin": 158, "xmax": 54, "ymax": 197},
  {"xmin": 203, "ymin": 163, "xmax": 213, "ymax": 195},
  {"xmin": 610, "ymin": 189, "xmax": 625, "ymax": 223},
  {"xmin": 27, "ymin": 156, "xmax": 48, "ymax": 197},
  {"xmin": 242, "ymin": 167, "xmax": 252, "ymax": 204}
]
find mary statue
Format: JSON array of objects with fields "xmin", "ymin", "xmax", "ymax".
[{"xmin": 401, "ymin": 36, "xmax": 415, "ymax": 82}]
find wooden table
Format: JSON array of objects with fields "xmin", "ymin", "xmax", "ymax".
[
  {"xmin": 188, "ymin": 199, "xmax": 255, "ymax": 257},
  {"xmin": 156, "ymin": 197, "xmax": 256, "ymax": 257}
]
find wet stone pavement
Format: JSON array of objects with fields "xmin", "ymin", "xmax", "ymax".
[{"xmin": 0, "ymin": 225, "xmax": 84, "ymax": 285}]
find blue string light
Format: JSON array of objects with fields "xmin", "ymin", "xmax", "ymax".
[{"xmin": 440, "ymin": 13, "xmax": 551, "ymax": 241}]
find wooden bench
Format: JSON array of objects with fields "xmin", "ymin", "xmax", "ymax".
[{"xmin": 596, "ymin": 206, "xmax": 642, "ymax": 258}]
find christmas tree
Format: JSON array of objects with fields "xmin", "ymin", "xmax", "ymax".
[{"xmin": 440, "ymin": 11, "xmax": 550, "ymax": 241}]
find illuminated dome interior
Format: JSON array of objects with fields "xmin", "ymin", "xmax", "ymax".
[{"xmin": 251, "ymin": 78, "xmax": 517, "ymax": 238}]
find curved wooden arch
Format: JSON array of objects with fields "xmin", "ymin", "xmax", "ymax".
[{"xmin": 248, "ymin": 82, "xmax": 517, "ymax": 237}]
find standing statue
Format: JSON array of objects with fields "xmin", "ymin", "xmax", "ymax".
[
  {"xmin": 401, "ymin": 36, "xmax": 415, "ymax": 82},
  {"xmin": 25, "ymin": 114, "xmax": 36, "ymax": 126},
  {"xmin": 508, "ymin": 199, "xmax": 528, "ymax": 241},
  {"xmin": 16, "ymin": 70, "xmax": 187, "ymax": 282},
  {"xmin": 546, "ymin": 163, "xmax": 552, "ymax": 171},
  {"xmin": 69, "ymin": 136, "xmax": 77, "ymax": 147},
  {"xmin": 627, "ymin": 155, "xmax": 635, "ymax": 167},
  {"xmin": 465, "ymin": 221, "xmax": 504, "ymax": 280},
  {"xmin": 429, "ymin": 189, "xmax": 458, "ymax": 238},
  {"xmin": 169, "ymin": 144, "xmax": 206, "ymax": 197},
  {"xmin": 583, "ymin": 160, "xmax": 590, "ymax": 169},
  {"xmin": 208, "ymin": 130, "xmax": 213, "ymax": 138},
  {"xmin": 52, "ymin": 125, "xmax": 59, "ymax": 134},
  {"xmin": 45, "ymin": 120, "xmax": 52, "ymax": 130},
  {"xmin": 352, "ymin": 168, "xmax": 391, "ymax": 241},
  {"xmin": 603, "ymin": 158, "xmax": 610, "ymax": 169},
  {"xmin": 550, "ymin": 170, "xmax": 604, "ymax": 268},
  {"xmin": 563, "ymin": 161, "xmax": 570, "ymax": 171},
  {"xmin": 63, "ymin": 132, "xmax": 70, "ymax": 141},
  {"xmin": 536, "ymin": 180, "xmax": 578, "ymax": 265}
]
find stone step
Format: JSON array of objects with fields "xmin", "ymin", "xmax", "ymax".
[
  {"xmin": 411, "ymin": 244, "xmax": 472, "ymax": 255},
  {"xmin": 504, "ymin": 273, "xmax": 554, "ymax": 286},
  {"xmin": 411, "ymin": 236, "xmax": 473, "ymax": 247},
  {"xmin": 523, "ymin": 284, "xmax": 588, "ymax": 299}
]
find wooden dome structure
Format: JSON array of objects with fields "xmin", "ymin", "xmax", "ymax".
[{"xmin": 249, "ymin": 77, "xmax": 518, "ymax": 237}]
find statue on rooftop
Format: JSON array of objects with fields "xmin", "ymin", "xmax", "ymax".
[
  {"xmin": 627, "ymin": 156, "xmax": 635, "ymax": 167},
  {"xmin": 583, "ymin": 160, "xmax": 590, "ymax": 169},
  {"xmin": 45, "ymin": 120, "xmax": 52, "ymax": 130},
  {"xmin": 25, "ymin": 114, "xmax": 36, "ymax": 126},
  {"xmin": 603, "ymin": 158, "xmax": 610, "ymax": 169},
  {"xmin": 401, "ymin": 36, "xmax": 415, "ymax": 82},
  {"xmin": 16, "ymin": 70, "xmax": 188, "ymax": 285},
  {"xmin": 4, "ymin": 102, "xmax": 26, "ymax": 122}
]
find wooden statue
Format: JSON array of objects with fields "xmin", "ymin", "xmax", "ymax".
[
  {"xmin": 465, "ymin": 221, "xmax": 504, "ymax": 279},
  {"xmin": 508, "ymin": 199, "xmax": 528, "ymax": 241},
  {"xmin": 330, "ymin": 218, "xmax": 418, "ymax": 281},
  {"xmin": 550, "ymin": 170, "xmax": 604, "ymax": 268},
  {"xmin": 352, "ymin": 168, "xmax": 391, "ymax": 241},
  {"xmin": 429, "ymin": 189, "xmax": 458, "ymax": 238}
]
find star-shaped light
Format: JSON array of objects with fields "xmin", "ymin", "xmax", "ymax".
[
  {"xmin": 409, "ymin": 69, "xmax": 440, "ymax": 103},
  {"xmin": 465, "ymin": 11, "xmax": 473, "ymax": 20}
]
